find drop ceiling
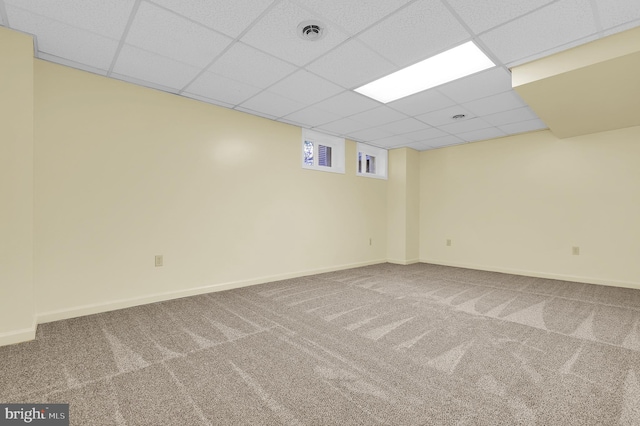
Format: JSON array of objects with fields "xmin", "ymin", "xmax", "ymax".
[{"xmin": 1, "ymin": 0, "xmax": 639, "ymax": 151}]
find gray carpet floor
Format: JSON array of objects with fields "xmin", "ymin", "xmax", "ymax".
[{"xmin": 2, "ymin": 263, "xmax": 640, "ymax": 425}]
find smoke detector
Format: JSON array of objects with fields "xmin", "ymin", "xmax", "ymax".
[
  {"xmin": 297, "ymin": 20, "xmax": 326, "ymax": 41},
  {"xmin": 451, "ymin": 114, "xmax": 466, "ymax": 120}
]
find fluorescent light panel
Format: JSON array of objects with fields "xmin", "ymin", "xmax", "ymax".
[{"xmin": 355, "ymin": 41, "xmax": 495, "ymax": 103}]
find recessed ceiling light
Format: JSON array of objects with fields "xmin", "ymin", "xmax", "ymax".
[
  {"xmin": 297, "ymin": 20, "xmax": 326, "ymax": 41},
  {"xmin": 355, "ymin": 41, "xmax": 495, "ymax": 103}
]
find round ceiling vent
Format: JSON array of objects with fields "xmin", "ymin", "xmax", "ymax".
[
  {"xmin": 451, "ymin": 114, "xmax": 466, "ymax": 120},
  {"xmin": 297, "ymin": 20, "xmax": 326, "ymax": 41}
]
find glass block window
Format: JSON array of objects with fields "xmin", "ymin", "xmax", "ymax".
[{"xmin": 303, "ymin": 140, "xmax": 314, "ymax": 166}]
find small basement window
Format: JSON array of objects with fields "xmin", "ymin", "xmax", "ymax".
[
  {"xmin": 356, "ymin": 143, "xmax": 387, "ymax": 179},
  {"xmin": 302, "ymin": 129, "xmax": 345, "ymax": 174},
  {"xmin": 318, "ymin": 145, "xmax": 332, "ymax": 167}
]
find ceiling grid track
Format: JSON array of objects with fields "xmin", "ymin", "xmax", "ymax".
[
  {"xmin": 178, "ymin": 0, "xmax": 284, "ymax": 95},
  {"xmin": 0, "ymin": 1, "xmax": 9, "ymax": 27},
  {"xmin": 107, "ymin": 0, "xmax": 143, "ymax": 77},
  {"xmin": 1, "ymin": 0, "xmax": 638, "ymax": 150}
]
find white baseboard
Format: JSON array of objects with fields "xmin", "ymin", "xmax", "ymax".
[
  {"xmin": 387, "ymin": 258, "xmax": 420, "ymax": 265},
  {"xmin": 37, "ymin": 258, "xmax": 388, "ymax": 325},
  {"xmin": 10, "ymin": 258, "xmax": 637, "ymax": 348},
  {"xmin": 420, "ymin": 258, "xmax": 640, "ymax": 290},
  {"xmin": 0, "ymin": 324, "xmax": 36, "ymax": 347}
]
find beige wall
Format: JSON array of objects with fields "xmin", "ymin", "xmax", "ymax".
[
  {"xmin": 387, "ymin": 148, "xmax": 420, "ymax": 264},
  {"xmin": 3, "ymin": 25, "xmax": 638, "ymax": 346},
  {"xmin": 34, "ymin": 60, "xmax": 387, "ymax": 321},
  {"xmin": 420, "ymin": 127, "xmax": 640, "ymax": 288},
  {"xmin": 387, "ymin": 149, "xmax": 407, "ymax": 263},
  {"xmin": 406, "ymin": 149, "xmax": 420, "ymax": 262},
  {"xmin": 0, "ymin": 27, "xmax": 35, "ymax": 345}
]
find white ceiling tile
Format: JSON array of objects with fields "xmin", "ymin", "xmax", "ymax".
[
  {"xmin": 110, "ymin": 71, "xmax": 182, "ymax": 93},
  {"xmin": 403, "ymin": 127, "xmax": 447, "ymax": 142},
  {"xmin": 348, "ymin": 127, "xmax": 394, "ymax": 142},
  {"xmin": 150, "ymin": 0, "xmax": 274, "ymax": 38},
  {"xmin": 358, "ymin": 0, "xmax": 469, "ymax": 67},
  {"xmin": 499, "ymin": 119, "xmax": 547, "ymax": 135},
  {"xmin": 7, "ymin": 0, "xmax": 628, "ymax": 153},
  {"xmin": 4, "ymin": 0, "xmax": 135, "ymax": 39},
  {"xmin": 593, "ymin": 0, "xmax": 640, "ymax": 30},
  {"xmin": 112, "ymin": 44, "xmax": 201, "ymax": 90},
  {"xmin": 363, "ymin": 141, "xmax": 383, "ymax": 148},
  {"xmin": 376, "ymin": 118, "xmax": 430, "ymax": 135},
  {"xmin": 293, "ymin": 0, "xmax": 412, "ymax": 35},
  {"xmin": 184, "ymin": 71, "xmax": 261, "ymax": 105},
  {"xmin": 267, "ymin": 70, "xmax": 344, "ymax": 105},
  {"xmin": 350, "ymin": 106, "xmax": 408, "ymax": 127},
  {"xmin": 388, "ymin": 89, "xmax": 456, "ymax": 117},
  {"xmin": 7, "ymin": 6, "xmax": 118, "ymax": 71},
  {"xmin": 457, "ymin": 127, "xmax": 507, "ymax": 143},
  {"xmin": 282, "ymin": 106, "xmax": 342, "ymax": 127},
  {"xmin": 310, "ymin": 128, "xmax": 342, "ymax": 137},
  {"xmin": 505, "ymin": 33, "xmax": 600, "ymax": 68},
  {"xmin": 439, "ymin": 117, "xmax": 493, "ymax": 134},
  {"xmin": 480, "ymin": 0, "xmax": 598, "ymax": 64},
  {"xmin": 126, "ymin": 2, "xmax": 232, "ymax": 68},
  {"xmin": 463, "ymin": 91, "xmax": 527, "ymax": 117},
  {"xmin": 315, "ymin": 118, "xmax": 368, "ymax": 135},
  {"xmin": 278, "ymin": 118, "xmax": 308, "ymax": 128},
  {"xmin": 241, "ymin": 0, "xmax": 349, "ymax": 66},
  {"xmin": 369, "ymin": 135, "xmax": 414, "ymax": 148},
  {"xmin": 603, "ymin": 19, "xmax": 640, "ymax": 37},
  {"xmin": 416, "ymin": 105, "xmax": 476, "ymax": 127},
  {"xmin": 208, "ymin": 42, "xmax": 296, "ymax": 89},
  {"xmin": 306, "ymin": 39, "xmax": 397, "ymax": 89},
  {"xmin": 406, "ymin": 142, "xmax": 432, "ymax": 151},
  {"xmin": 446, "ymin": 0, "xmax": 556, "ymax": 34},
  {"xmin": 182, "ymin": 92, "xmax": 234, "ymax": 109},
  {"xmin": 234, "ymin": 106, "xmax": 278, "ymax": 120},
  {"xmin": 482, "ymin": 106, "xmax": 538, "ymax": 126},
  {"xmin": 37, "ymin": 52, "xmax": 109, "ymax": 76},
  {"xmin": 437, "ymin": 67, "xmax": 512, "ymax": 104},
  {"xmin": 238, "ymin": 90, "xmax": 306, "ymax": 118},
  {"xmin": 425, "ymin": 135, "xmax": 465, "ymax": 148},
  {"xmin": 312, "ymin": 91, "xmax": 380, "ymax": 117}
]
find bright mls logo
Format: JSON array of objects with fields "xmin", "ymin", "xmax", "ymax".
[{"xmin": 0, "ymin": 405, "xmax": 68, "ymax": 425}]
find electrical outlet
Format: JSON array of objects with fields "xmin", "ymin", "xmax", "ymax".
[
  {"xmin": 446, "ymin": 239, "xmax": 452, "ymax": 246},
  {"xmin": 155, "ymin": 255, "xmax": 163, "ymax": 267},
  {"xmin": 572, "ymin": 247, "xmax": 580, "ymax": 256}
]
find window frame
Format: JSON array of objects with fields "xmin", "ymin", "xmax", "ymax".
[
  {"xmin": 301, "ymin": 129, "xmax": 345, "ymax": 174},
  {"xmin": 356, "ymin": 143, "xmax": 388, "ymax": 180}
]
